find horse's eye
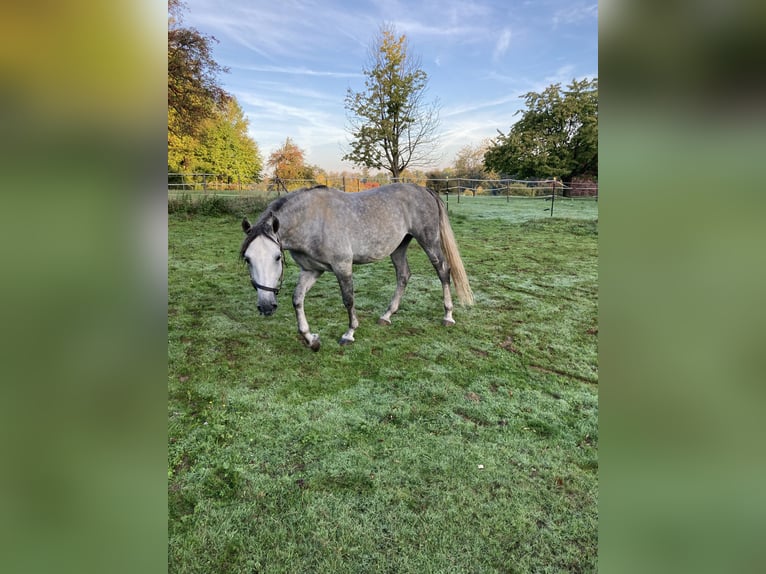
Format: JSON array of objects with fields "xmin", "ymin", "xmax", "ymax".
[{"xmin": 275, "ymin": 254, "xmax": 282, "ymax": 262}]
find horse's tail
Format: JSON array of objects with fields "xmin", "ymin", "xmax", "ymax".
[{"xmin": 431, "ymin": 189, "xmax": 474, "ymax": 306}]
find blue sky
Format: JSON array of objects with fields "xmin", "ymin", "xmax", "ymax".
[{"xmin": 182, "ymin": 0, "xmax": 597, "ymax": 174}]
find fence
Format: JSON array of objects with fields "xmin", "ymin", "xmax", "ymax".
[
  {"xmin": 169, "ymin": 174, "xmax": 598, "ymax": 219},
  {"xmin": 168, "ymin": 173, "xmax": 597, "ymax": 199}
]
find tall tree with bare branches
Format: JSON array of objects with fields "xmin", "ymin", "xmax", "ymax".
[{"xmin": 343, "ymin": 24, "xmax": 440, "ymax": 179}]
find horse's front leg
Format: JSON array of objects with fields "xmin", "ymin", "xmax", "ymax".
[
  {"xmin": 334, "ymin": 267, "xmax": 358, "ymax": 345},
  {"xmin": 293, "ymin": 269, "xmax": 322, "ymax": 351}
]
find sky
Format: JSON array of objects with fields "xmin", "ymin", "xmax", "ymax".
[{"xmin": 181, "ymin": 0, "xmax": 597, "ymax": 174}]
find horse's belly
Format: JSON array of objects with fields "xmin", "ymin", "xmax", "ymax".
[
  {"xmin": 352, "ymin": 253, "xmax": 385, "ymax": 264},
  {"xmin": 351, "ymin": 234, "xmax": 405, "ymax": 264},
  {"xmin": 290, "ymin": 251, "xmax": 333, "ymax": 272}
]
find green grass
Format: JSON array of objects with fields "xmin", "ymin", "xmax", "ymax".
[{"xmin": 168, "ymin": 197, "xmax": 598, "ymax": 573}]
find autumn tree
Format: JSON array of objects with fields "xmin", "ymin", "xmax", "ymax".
[
  {"xmin": 168, "ymin": 0, "xmax": 227, "ymax": 140},
  {"xmin": 267, "ymin": 138, "xmax": 310, "ymax": 181},
  {"xmin": 484, "ymin": 78, "xmax": 598, "ymax": 183},
  {"xmin": 194, "ymin": 96, "xmax": 262, "ymax": 182},
  {"xmin": 343, "ymin": 23, "xmax": 440, "ymax": 179}
]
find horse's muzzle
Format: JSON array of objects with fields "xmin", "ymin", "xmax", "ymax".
[{"xmin": 257, "ymin": 303, "xmax": 277, "ymax": 316}]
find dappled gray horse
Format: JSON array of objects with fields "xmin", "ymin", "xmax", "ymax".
[{"xmin": 240, "ymin": 183, "xmax": 473, "ymax": 350}]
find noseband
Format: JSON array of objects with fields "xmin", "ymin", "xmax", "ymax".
[
  {"xmin": 248, "ymin": 233, "xmax": 284, "ymax": 295},
  {"xmin": 252, "ymin": 279, "xmax": 281, "ymax": 294}
]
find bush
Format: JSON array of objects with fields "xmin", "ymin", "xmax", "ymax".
[
  {"xmin": 168, "ymin": 194, "xmax": 272, "ymax": 217},
  {"xmin": 504, "ymin": 183, "xmax": 537, "ymax": 197}
]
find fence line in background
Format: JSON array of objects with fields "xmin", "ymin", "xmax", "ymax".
[{"xmin": 168, "ymin": 173, "xmax": 597, "ymax": 198}]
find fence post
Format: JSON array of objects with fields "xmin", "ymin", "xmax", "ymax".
[
  {"xmin": 550, "ymin": 181, "xmax": 555, "ymax": 217},
  {"xmin": 202, "ymin": 173, "xmax": 207, "ymax": 193}
]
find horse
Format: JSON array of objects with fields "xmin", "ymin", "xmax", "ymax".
[{"xmin": 239, "ymin": 183, "xmax": 473, "ymax": 351}]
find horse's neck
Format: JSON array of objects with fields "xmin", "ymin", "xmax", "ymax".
[{"xmin": 274, "ymin": 195, "xmax": 307, "ymax": 247}]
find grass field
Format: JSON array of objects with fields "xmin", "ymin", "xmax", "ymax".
[{"xmin": 168, "ymin": 195, "xmax": 598, "ymax": 573}]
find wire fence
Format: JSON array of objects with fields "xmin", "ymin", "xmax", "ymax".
[
  {"xmin": 168, "ymin": 174, "xmax": 597, "ymax": 219},
  {"xmin": 168, "ymin": 173, "xmax": 597, "ymax": 199}
]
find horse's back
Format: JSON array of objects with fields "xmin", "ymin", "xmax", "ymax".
[{"xmin": 288, "ymin": 183, "xmax": 439, "ymax": 264}]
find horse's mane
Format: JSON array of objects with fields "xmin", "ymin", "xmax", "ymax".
[{"xmin": 239, "ymin": 185, "xmax": 329, "ymax": 258}]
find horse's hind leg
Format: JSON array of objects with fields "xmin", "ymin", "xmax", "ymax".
[
  {"xmin": 420, "ymin": 241, "xmax": 455, "ymax": 326},
  {"xmin": 334, "ymin": 263, "xmax": 359, "ymax": 345},
  {"xmin": 293, "ymin": 269, "xmax": 323, "ymax": 351},
  {"xmin": 379, "ymin": 236, "xmax": 413, "ymax": 325}
]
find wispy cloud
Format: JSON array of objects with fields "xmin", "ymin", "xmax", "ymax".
[
  {"xmin": 234, "ymin": 90, "xmax": 348, "ymax": 161},
  {"xmin": 390, "ymin": 19, "xmax": 485, "ymax": 40},
  {"xmin": 437, "ymin": 112, "xmax": 522, "ymax": 163},
  {"xmin": 552, "ymin": 3, "xmax": 598, "ymax": 29},
  {"xmin": 438, "ymin": 91, "xmax": 526, "ymax": 162},
  {"xmin": 186, "ymin": 1, "xmax": 373, "ymax": 62},
  {"xmin": 442, "ymin": 93, "xmax": 522, "ymax": 118},
  {"xmin": 545, "ymin": 64, "xmax": 577, "ymax": 85},
  {"xmin": 230, "ymin": 64, "xmax": 362, "ymax": 79},
  {"xmin": 493, "ymin": 28, "xmax": 512, "ymax": 60}
]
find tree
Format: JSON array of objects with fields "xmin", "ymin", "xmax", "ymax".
[
  {"xmin": 195, "ymin": 96, "xmax": 262, "ymax": 183},
  {"xmin": 343, "ymin": 24, "xmax": 440, "ymax": 179},
  {"xmin": 484, "ymin": 78, "xmax": 598, "ymax": 182},
  {"xmin": 267, "ymin": 138, "xmax": 308, "ymax": 181},
  {"xmin": 425, "ymin": 168, "xmax": 454, "ymax": 194},
  {"xmin": 168, "ymin": 1, "xmax": 228, "ymax": 140},
  {"xmin": 453, "ymin": 139, "xmax": 497, "ymax": 180},
  {"xmin": 168, "ymin": 107, "xmax": 200, "ymax": 173}
]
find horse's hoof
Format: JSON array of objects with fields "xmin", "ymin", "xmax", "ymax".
[
  {"xmin": 442, "ymin": 319, "xmax": 456, "ymax": 327},
  {"xmin": 377, "ymin": 317, "xmax": 392, "ymax": 326},
  {"xmin": 302, "ymin": 334, "xmax": 320, "ymax": 351},
  {"xmin": 338, "ymin": 337, "xmax": 354, "ymax": 346}
]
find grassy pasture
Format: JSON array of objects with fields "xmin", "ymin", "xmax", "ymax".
[{"xmin": 168, "ymin": 195, "xmax": 598, "ymax": 573}]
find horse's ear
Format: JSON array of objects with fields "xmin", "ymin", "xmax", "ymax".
[
  {"xmin": 241, "ymin": 218, "xmax": 251, "ymax": 233},
  {"xmin": 271, "ymin": 215, "xmax": 279, "ymax": 234}
]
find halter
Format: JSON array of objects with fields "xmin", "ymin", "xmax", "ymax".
[
  {"xmin": 251, "ymin": 279, "xmax": 281, "ymax": 294},
  {"xmin": 249, "ymin": 233, "xmax": 284, "ymax": 294}
]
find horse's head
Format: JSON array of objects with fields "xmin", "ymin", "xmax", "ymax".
[{"xmin": 241, "ymin": 214, "xmax": 283, "ymax": 316}]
